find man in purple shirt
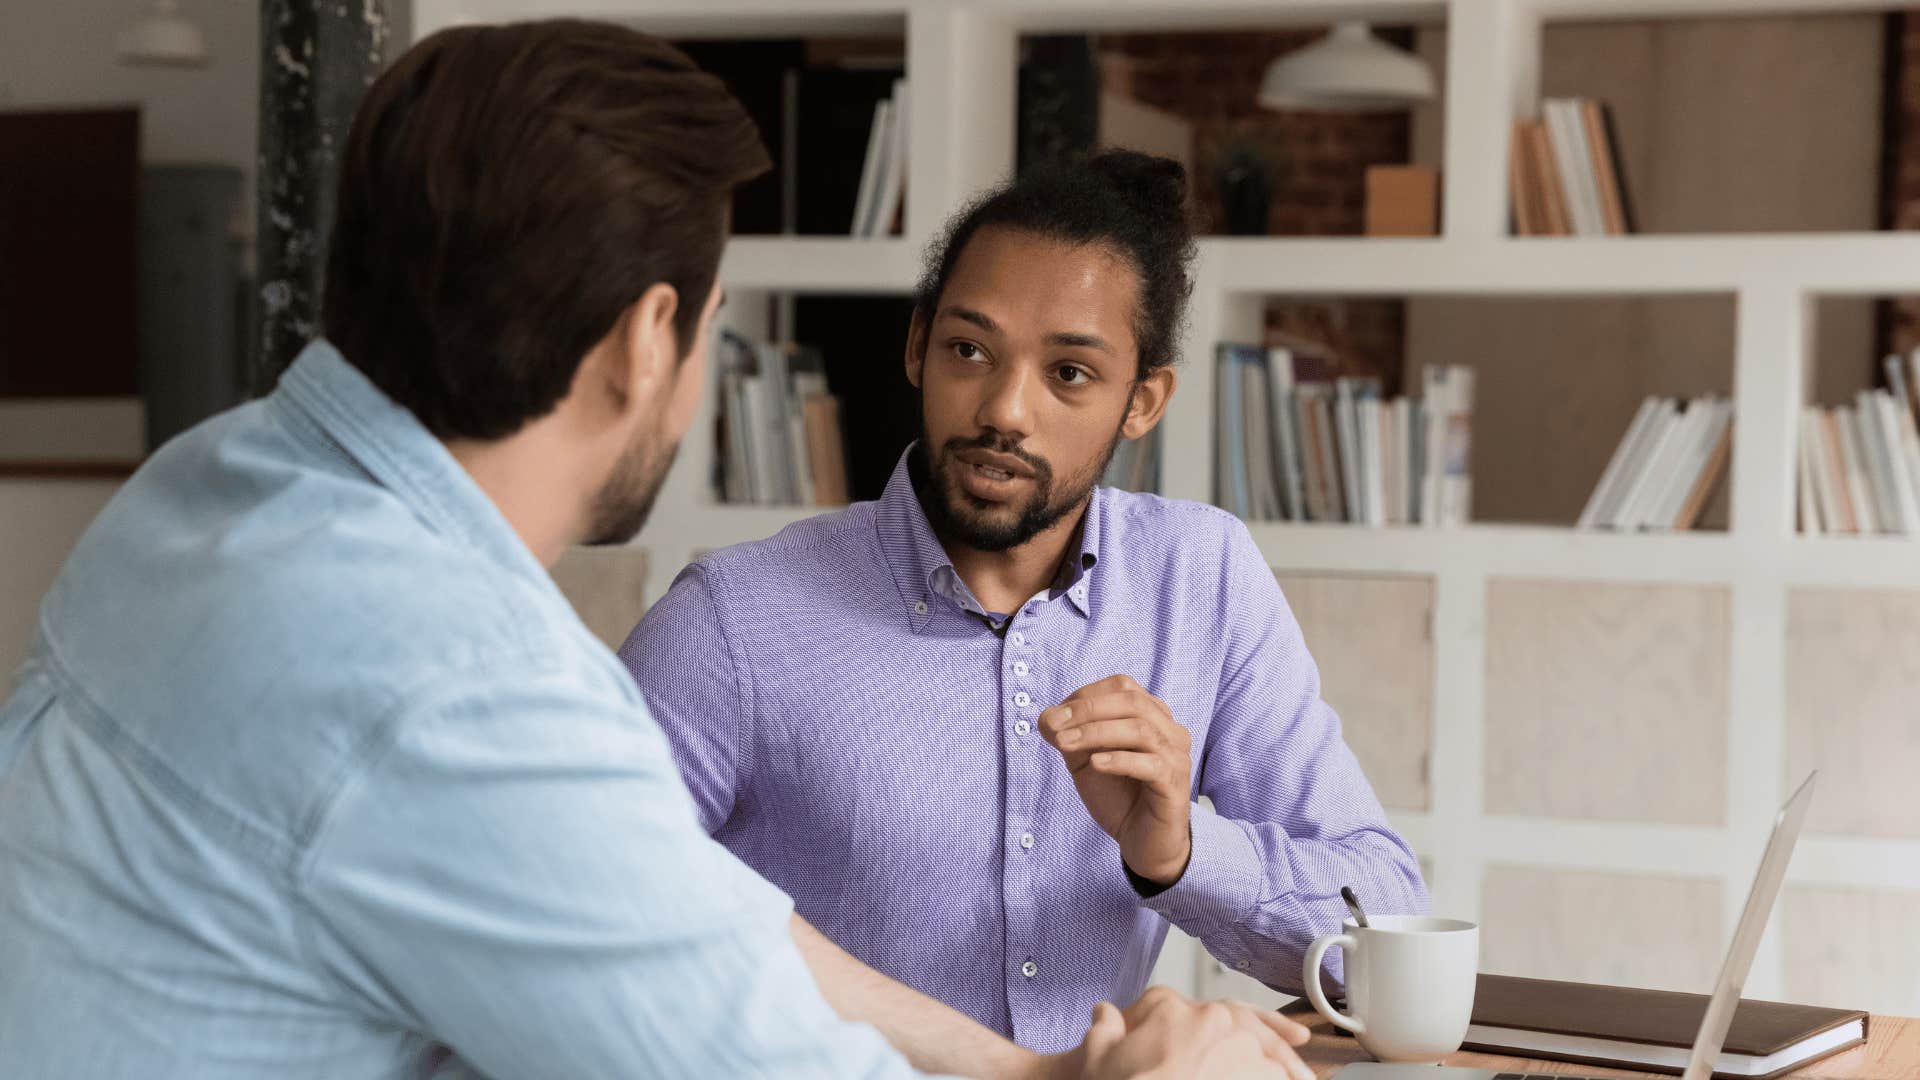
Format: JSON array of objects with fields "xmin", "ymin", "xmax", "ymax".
[{"xmin": 622, "ymin": 150, "xmax": 1428, "ymax": 1053}]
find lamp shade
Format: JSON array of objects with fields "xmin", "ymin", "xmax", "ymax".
[
  {"xmin": 117, "ymin": 0, "xmax": 209, "ymax": 67},
  {"xmin": 1258, "ymin": 21, "xmax": 1433, "ymax": 112}
]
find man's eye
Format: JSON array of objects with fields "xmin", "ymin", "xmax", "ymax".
[
  {"xmin": 1058, "ymin": 365, "xmax": 1089, "ymax": 384},
  {"xmin": 953, "ymin": 342, "xmax": 983, "ymax": 361}
]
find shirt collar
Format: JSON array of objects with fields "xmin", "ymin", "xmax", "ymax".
[
  {"xmin": 873, "ymin": 445, "xmax": 1102, "ymax": 632},
  {"xmin": 272, "ymin": 340, "xmax": 555, "ymax": 593}
]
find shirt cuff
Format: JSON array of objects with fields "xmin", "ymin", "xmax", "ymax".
[{"xmin": 1137, "ymin": 802, "xmax": 1268, "ymax": 936}]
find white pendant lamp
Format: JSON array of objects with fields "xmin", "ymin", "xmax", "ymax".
[
  {"xmin": 117, "ymin": 0, "xmax": 210, "ymax": 68},
  {"xmin": 1258, "ymin": 22, "xmax": 1433, "ymax": 112}
]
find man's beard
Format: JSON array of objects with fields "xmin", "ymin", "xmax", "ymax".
[
  {"xmin": 917, "ymin": 412, "xmax": 1126, "ymax": 554},
  {"xmin": 581, "ymin": 430, "xmax": 678, "ymax": 547}
]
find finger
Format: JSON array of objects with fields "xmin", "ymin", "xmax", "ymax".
[
  {"xmin": 1254, "ymin": 1009, "xmax": 1312, "ymax": 1048},
  {"xmin": 1083, "ymin": 1000, "xmax": 1126, "ymax": 1057},
  {"xmin": 1087, "ymin": 750, "xmax": 1178, "ymax": 790},
  {"xmin": 1051, "ymin": 716, "xmax": 1162, "ymax": 756},
  {"xmin": 1039, "ymin": 688, "xmax": 1169, "ymax": 736},
  {"xmin": 1231, "ymin": 1007, "xmax": 1292, "ymax": 1060},
  {"xmin": 1224, "ymin": 1005, "xmax": 1313, "ymax": 1078},
  {"xmin": 1071, "ymin": 673, "xmax": 1141, "ymax": 699}
]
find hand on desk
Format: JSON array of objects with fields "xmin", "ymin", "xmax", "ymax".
[
  {"xmin": 1049, "ymin": 986, "xmax": 1314, "ymax": 1080},
  {"xmin": 1040, "ymin": 674, "xmax": 1193, "ymax": 886}
]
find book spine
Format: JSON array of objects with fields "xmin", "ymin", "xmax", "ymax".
[
  {"xmin": 849, "ymin": 98, "xmax": 891, "ymax": 237},
  {"xmin": 1242, "ymin": 356, "xmax": 1276, "ymax": 520},
  {"xmin": 1649, "ymin": 398, "xmax": 1716, "ymax": 532},
  {"xmin": 1581, "ymin": 99, "xmax": 1628, "ymax": 236},
  {"xmin": 1673, "ymin": 402, "xmax": 1733, "ymax": 531},
  {"xmin": 1314, "ymin": 388, "xmax": 1345, "ymax": 522},
  {"xmin": 1580, "ymin": 397, "xmax": 1659, "ymax": 531},
  {"xmin": 1543, "ymin": 100, "xmax": 1600, "ymax": 236},
  {"xmin": 1440, "ymin": 367, "xmax": 1474, "ymax": 526},
  {"xmin": 1875, "ymin": 390, "xmax": 1920, "ymax": 532},
  {"xmin": 1836, "ymin": 406, "xmax": 1880, "ymax": 534},
  {"xmin": 870, "ymin": 79, "xmax": 909, "ymax": 238},
  {"xmin": 1266, "ymin": 347, "xmax": 1305, "ymax": 521},
  {"xmin": 1854, "ymin": 392, "xmax": 1904, "ymax": 533},
  {"xmin": 1527, "ymin": 121, "xmax": 1571, "ymax": 236},
  {"xmin": 1509, "ymin": 121, "xmax": 1539, "ymax": 236},
  {"xmin": 1334, "ymin": 379, "xmax": 1359, "ymax": 523},
  {"xmin": 1612, "ymin": 399, "xmax": 1679, "ymax": 530},
  {"xmin": 1822, "ymin": 408, "xmax": 1859, "ymax": 534},
  {"xmin": 1420, "ymin": 367, "xmax": 1445, "ymax": 527}
]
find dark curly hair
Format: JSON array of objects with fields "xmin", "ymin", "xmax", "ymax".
[{"xmin": 913, "ymin": 149, "xmax": 1197, "ymax": 381}]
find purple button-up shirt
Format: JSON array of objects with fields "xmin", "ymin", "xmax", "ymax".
[{"xmin": 621, "ymin": 451, "xmax": 1427, "ymax": 1053}]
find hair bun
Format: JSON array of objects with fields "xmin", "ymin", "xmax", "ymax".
[{"xmin": 1087, "ymin": 149, "xmax": 1188, "ymax": 223}]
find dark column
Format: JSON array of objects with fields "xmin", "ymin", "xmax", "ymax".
[{"xmin": 253, "ymin": 0, "xmax": 390, "ymax": 391}]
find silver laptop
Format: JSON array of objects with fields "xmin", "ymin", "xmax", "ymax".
[{"xmin": 1338, "ymin": 771, "xmax": 1818, "ymax": 1080}]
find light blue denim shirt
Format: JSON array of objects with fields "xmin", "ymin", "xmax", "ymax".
[{"xmin": 0, "ymin": 341, "xmax": 917, "ymax": 1079}]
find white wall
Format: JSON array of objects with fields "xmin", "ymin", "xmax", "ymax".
[
  {"xmin": 0, "ymin": 480, "xmax": 122, "ymax": 673},
  {"xmin": 0, "ymin": 0, "xmax": 262, "ymax": 229}
]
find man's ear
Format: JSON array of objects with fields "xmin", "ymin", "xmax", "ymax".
[
  {"xmin": 609, "ymin": 282, "xmax": 681, "ymax": 420},
  {"xmin": 1121, "ymin": 365, "xmax": 1177, "ymax": 440},
  {"xmin": 904, "ymin": 309, "xmax": 927, "ymax": 390}
]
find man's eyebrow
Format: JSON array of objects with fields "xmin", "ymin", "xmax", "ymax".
[
  {"xmin": 1046, "ymin": 330, "xmax": 1114, "ymax": 355},
  {"xmin": 938, "ymin": 306, "xmax": 1115, "ymax": 355},
  {"xmin": 937, "ymin": 306, "xmax": 1000, "ymax": 335}
]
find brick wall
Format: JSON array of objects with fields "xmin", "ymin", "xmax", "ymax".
[{"xmin": 1098, "ymin": 29, "xmax": 1416, "ymax": 388}]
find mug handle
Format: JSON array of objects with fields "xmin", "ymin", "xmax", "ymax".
[{"xmin": 1303, "ymin": 933, "xmax": 1366, "ymax": 1035}]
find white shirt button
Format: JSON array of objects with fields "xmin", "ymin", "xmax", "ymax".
[
  {"xmin": 1019, "ymin": 832, "xmax": 1035, "ymax": 850},
  {"xmin": 1013, "ymin": 691, "xmax": 1030, "ymax": 708},
  {"xmin": 912, "ymin": 600, "xmax": 929, "ymax": 615},
  {"xmin": 1021, "ymin": 960, "xmax": 1038, "ymax": 978},
  {"xmin": 1014, "ymin": 720, "xmax": 1031, "ymax": 736},
  {"xmin": 1012, "ymin": 661, "xmax": 1029, "ymax": 677},
  {"xmin": 1011, "ymin": 632, "xmax": 1026, "ymax": 647}
]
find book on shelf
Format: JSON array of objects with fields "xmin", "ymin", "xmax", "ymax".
[
  {"xmin": 1578, "ymin": 395, "xmax": 1731, "ymax": 532},
  {"xmin": 1424, "ymin": 364, "xmax": 1474, "ymax": 528},
  {"xmin": 1214, "ymin": 342, "xmax": 1470, "ymax": 527},
  {"xmin": 794, "ymin": 66, "xmax": 906, "ymax": 236},
  {"xmin": 714, "ymin": 331, "xmax": 852, "ymax": 508},
  {"xmin": 673, "ymin": 43, "xmax": 904, "ymax": 237},
  {"xmin": 1802, "ymin": 352, "xmax": 1920, "ymax": 535},
  {"xmin": 1511, "ymin": 98, "xmax": 1632, "ymax": 237},
  {"xmin": 848, "ymin": 77, "xmax": 909, "ymax": 238}
]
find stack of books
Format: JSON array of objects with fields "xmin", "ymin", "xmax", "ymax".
[
  {"xmin": 1578, "ymin": 396, "xmax": 1733, "ymax": 532},
  {"xmin": 849, "ymin": 78, "xmax": 908, "ymax": 238},
  {"xmin": 1214, "ymin": 343, "xmax": 1473, "ymax": 527},
  {"xmin": 1510, "ymin": 97, "xmax": 1633, "ymax": 237},
  {"xmin": 714, "ymin": 331, "xmax": 852, "ymax": 507},
  {"xmin": 1799, "ymin": 352, "xmax": 1920, "ymax": 536}
]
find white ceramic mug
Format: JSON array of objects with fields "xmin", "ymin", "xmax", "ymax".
[{"xmin": 1302, "ymin": 915, "xmax": 1479, "ymax": 1064}]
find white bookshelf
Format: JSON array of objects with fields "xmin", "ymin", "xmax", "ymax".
[{"xmin": 416, "ymin": 0, "xmax": 1920, "ymax": 1009}]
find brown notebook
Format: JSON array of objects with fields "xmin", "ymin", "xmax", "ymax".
[{"xmin": 1462, "ymin": 973, "xmax": 1869, "ymax": 1079}]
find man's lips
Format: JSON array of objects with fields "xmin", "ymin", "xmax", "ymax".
[{"xmin": 954, "ymin": 449, "xmax": 1036, "ymax": 481}]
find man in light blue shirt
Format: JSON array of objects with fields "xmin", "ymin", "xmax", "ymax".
[{"xmin": 0, "ymin": 19, "xmax": 1307, "ymax": 1080}]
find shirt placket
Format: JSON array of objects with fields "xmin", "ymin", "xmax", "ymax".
[{"xmin": 1001, "ymin": 589, "xmax": 1058, "ymax": 1043}]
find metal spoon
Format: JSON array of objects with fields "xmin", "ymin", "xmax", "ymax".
[{"xmin": 1340, "ymin": 884, "xmax": 1371, "ymax": 929}]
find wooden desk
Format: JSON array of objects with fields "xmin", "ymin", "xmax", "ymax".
[{"xmin": 1289, "ymin": 1010, "xmax": 1919, "ymax": 1079}]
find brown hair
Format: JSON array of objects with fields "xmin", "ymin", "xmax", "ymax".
[{"xmin": 322, "ymin": 20, "xmax": 770, "ymax": 440}]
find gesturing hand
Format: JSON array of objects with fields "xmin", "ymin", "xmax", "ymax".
[{"xmin": 1039, "ymin": 674, "xmax": 1193, "ymax": 886}]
